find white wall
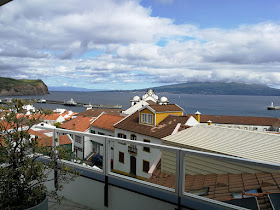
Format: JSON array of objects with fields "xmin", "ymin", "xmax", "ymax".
[
  {"xmin": 210, "ymin": 123, "xmax": 271, "ymax": 132},
  {"xmin": 113, "ymin": 128, "xmax": 161, "ymax": 179}
]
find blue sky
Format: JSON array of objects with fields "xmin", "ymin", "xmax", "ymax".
[{"xmin": 0, "ymin": 0, "xmax": 280, "ymax": 90}]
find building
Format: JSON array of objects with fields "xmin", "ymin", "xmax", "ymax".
[
  {"xmin": 29, "ymin": 125, "xmax": 72, "ymax": 149},
  {"xmin": 189, "ymin": 112, "xmax": 280, "ymax": 132},
  {"xmin": 162, "ymin": 124, "xmax": 280, "ymax": 175},
  {"xmin": 59, "ymin": 115, "xmax": 94, "ymax": 159},
  {"xmin": 113, "ymin": 104, "xmax": 197, "ymax": 179},
  {"xmin": 74, "ymin": 108, "xmax": 123, "ymax": 118},
  {"xmin": 123, "ymin": 89, "xmax": 169, "ymax": 115},
  {"xmin": 90, "ymin": 113, "xmax": 125, "ymax": 137}
]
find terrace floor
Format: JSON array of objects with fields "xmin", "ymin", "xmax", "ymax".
[{"xmin": 48, "ymin": 197, "xmax": 92, "ymax": 210}]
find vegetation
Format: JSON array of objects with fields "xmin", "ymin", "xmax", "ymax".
[
  {"xmin": 0, "ymin": 77, "xmax": 43, "ymax": 91},
  {"xmin": 130, "ymin": 82, "xmax": 280, "ymax": 96},
  {"xmin": 0, "ymin": 99, "xmax": 79, "ymax": 209}
]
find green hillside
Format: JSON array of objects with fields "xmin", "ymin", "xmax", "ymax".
[
  {"xmin": 0, "ymin": 77, "xmax": 49, "ymax": 96},
  {"xmin": 133, "ymin": 82, "xmax": 280, "ymax": 96},
  {"xmin": 0, "ymin": 77, "xmax": 42, "ymax": 90}
]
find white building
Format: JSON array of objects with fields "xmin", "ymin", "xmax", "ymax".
[
  {"xmin": 189, "ymin": 112, "xmax": 280, "ymax": 132},
  {"xmin": 114, "ymin": 104, "xmax": 196, "ymax": 179},
  {"xmin": 123, "ymin": 89, "xmax": 169, "ymax": 115}
]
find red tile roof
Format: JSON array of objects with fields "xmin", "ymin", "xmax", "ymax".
[
  {"xmin": 91, "ymin": 114, "xmax": 125, "ymax": 131},
  {"xmin": 148, "ymin": 168, "xmax": 280, "ymax": 209},
  {"xmin": 148, "ymin": 104, "xmax": 183, "ymax": 113},
  {"xmin": 32, "ymin": 113, "xmax": 62, "ymax": 121},
  {"xmin": 187, "ymin": 114, "xmax": 280, "ymax": 126},
  {"xmin": 59, "ymin": 115, "xmax": 93, "ymax": 132},
  {"xmin": 75, "ymin": 108, "xmax": 122, "ymax": 118},
  {"xmin": 35, "ymin": 135, "xmax": 72, "ymax": 147},
  {"xmin": 115, "ymin": 113, "xmax": 189, "ymax": 139}
]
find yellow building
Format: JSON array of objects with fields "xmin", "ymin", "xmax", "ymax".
[{"xmin": 138, "ymin": 104, "xmax": 184, "ymax": 126}]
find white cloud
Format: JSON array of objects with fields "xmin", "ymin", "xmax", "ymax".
[{"xmin": 0, "ymin": 0, "xmax": 280, "ymax": 89}]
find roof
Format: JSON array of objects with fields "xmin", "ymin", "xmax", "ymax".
[
  {"xmin": 148, "ymin": 168, "xmax": 280, "ymax": 209},
  {"xmin": 32, "ymin": 113, "xmax": 63, "ymax": 121},
  {"xmin": 141, "ymin": 104, "xmax": 183, "ymax": 113},
  {"xmin": 59, "ymin": 115, "xmax": 93, "ymax": 132},
  {"xmin": 91, "ymin": 114, "xmax": 125, "ymax": 131},
  {"xmin": 35, "ymin": 135, "xmax": 72, "ymax": 147},
  {"xmin": 163, "ymin": 124, "xmax": 280, "ymax": 165},
  {"xmin": 28, "ymin": 129, "xmax": 72, "ymax": 147},
  {"xmin": 115, "ymin": 113, "xmax": 189, "ymax": 139},
  {"xmin": 75, "ymin": 108, "xmax": 122, "ymax": 117},
  {"xmin": 188, "ymin": 114, "xmax": 280, "ymax": 127}
]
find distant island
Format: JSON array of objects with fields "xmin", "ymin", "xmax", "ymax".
[
  {"xmin": 126, "ymin": 82, "xmax": 280, "ymax": 96},
  {"xmin": 0, "ymin": 77, "xmax": 49, "ymax": 96},
  {"xmin": 48, "ymin": 86, "xmax": 105, "ymax": 92}
]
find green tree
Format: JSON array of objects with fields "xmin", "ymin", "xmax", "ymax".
[{"xmin": 0, "ymin": 99, "xmax": 80, "ymax": 209}]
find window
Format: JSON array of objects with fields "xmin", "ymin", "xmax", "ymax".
[
  {"xmin": 141, "ymin": 113, "xmax": 153, "ymax": 124},
  {"xmin": 98, "ymin": 132, "xmax": 105, "ymax": 135},
  {"xmin": 74, "ymin": 146, "xmax": 83, "ymax": 152},
  {"xmin": 143, "ymin": 139, "xmax": 150, "ymax": 152},
  {"xmin": 118, "ymin": 133, "xmax": 126, "ymax": 139},
  {"xmin": 253, "ymin": 127, "xmax": 258, "ymax": 131},
  {"xmin": 117, "ymin": 133, "xmax": 126, "ymax": 145},
  {"xmin": 143, "ymin": 160, "xmax": 150, "ymax": 173},
  {"xmin": 119, "ymin": 152, "xmax": 124, "ymax": 163},
  {"xmin": 75, "ymin": 135, "xmax": 82, "ymax": 143},
  {"xmin": 90, "ymin": 130, "xmax": 95, "ymax": 134},
  {"xmin": 131, "ymin": 134, "xmax": 137, "ymax": 140}
]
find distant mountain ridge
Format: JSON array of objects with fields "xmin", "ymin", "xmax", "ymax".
[
  {"xmin": 48, "ymin": 86, "xmax": 105, "ymax": 92},
  {"xmin": 130, "ymin": 82, "xmax": 280, "ymax": 96},
  {"xmin": 0, "ymin": 77, "xmax": 49, "ymax": 96}
]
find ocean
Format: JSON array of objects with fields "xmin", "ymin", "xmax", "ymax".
[{"xmin": 1, "ymin": 91, "xmax": 280, "ymax": 118}]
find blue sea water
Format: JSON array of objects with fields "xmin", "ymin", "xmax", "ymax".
[{"xmin": 1, "ymin": 91, "xmax": 280, "ymax": 118}]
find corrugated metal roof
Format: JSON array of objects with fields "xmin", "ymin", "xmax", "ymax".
[{"xmin": 163, "ymin": 124, "xmax": 280, "ymax": 165}]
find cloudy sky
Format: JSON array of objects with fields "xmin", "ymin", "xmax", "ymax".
[{"xmin": 0, "ymin": 0, "xmax": 280, "ymax": 90}]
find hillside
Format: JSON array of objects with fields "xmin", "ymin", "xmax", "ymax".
[
  {"xmin": 132, "ymin": 82, "xmax": 280, "ymax": 96},
  {"xmin": 0, "ymin": 77, "xmax": 49, "ymax": 96}
]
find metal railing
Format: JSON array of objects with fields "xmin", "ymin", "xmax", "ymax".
[
  {"xmin": 35, "ymin": 125, "xmax": 280, "ymax": 209},
  {"xmin": 128, "ymin": 145, "xmax": 137, "ymax": 154}
]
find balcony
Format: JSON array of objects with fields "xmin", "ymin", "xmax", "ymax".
[
  {"xmin": 128, "ymin": 145, "xmax": 137, "ymax": 155},
  {"xmin": 35, "ymin": 126, "xmax": 280, "ymax": 210}
]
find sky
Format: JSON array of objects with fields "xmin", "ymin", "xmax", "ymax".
[{"xmin": 0, "ymin": 0, "xmax": 280, "ymax": 90}]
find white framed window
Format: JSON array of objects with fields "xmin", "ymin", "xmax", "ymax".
[{"xmin": 141, "ymin": 113, "xmax": 153, "ymax": 124}]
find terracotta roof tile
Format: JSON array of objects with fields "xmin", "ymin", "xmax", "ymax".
[
  {"xmin": 91, "ymin": 114, "xmax": 125, "ymax": 131},
  {"xmin": 149, "ymin": 104, "xmax": 183, "ymax": 112},
  {"xmin": 187, "ymin": 114, "xmax": 280, "ymax": 126},
  {"xmin": 114, "ymin": 113, "xmax": 189, "ymax": 139},
  {"xmin": 59, "ymin": 115, "xmax": 93, "ymax": 132},
  {"xmin": 75, "ymin": 108, "xmax": 122, "ymax": 118},
  {"xmin": 148, "ymin": 169, "xmax": 280, "ymax": 209}
]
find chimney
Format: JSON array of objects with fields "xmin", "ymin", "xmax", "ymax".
[
  {"xmin": 195, "ymin": 111, "xmax": 201, "ymax": 123},
  {"xmin": 207, "ymin": 120, "xmax": 212, "ymax": 125}
]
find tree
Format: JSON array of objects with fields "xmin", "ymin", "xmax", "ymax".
[{"xmin": 0, "ymin": 99, "xmax": 80, "ymax": 209}]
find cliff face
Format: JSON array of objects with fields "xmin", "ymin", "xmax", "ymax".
[{"xmin": 0, "ymin": 78, "xmax": 49, "ymax": 96}]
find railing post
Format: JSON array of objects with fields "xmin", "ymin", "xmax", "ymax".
[
  {"xmin": 104, "ymin": 137, "xmax": 109, "ymax": 207},
  {"xmin": 53, "ymin": 128, "xmax": 58, "ymax": 190},
  {"xmin": 175, "ymin": 149, "xmax": 184, "ymax": 210}
]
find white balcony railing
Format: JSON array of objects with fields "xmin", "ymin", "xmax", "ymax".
[{"xmin": 35, "ymin": 125, "xmax": 280, "ymax": 210}]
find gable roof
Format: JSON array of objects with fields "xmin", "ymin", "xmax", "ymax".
[
  {"xmin": 115, "ymin": 112, "xmax": 189, "ymax": 139},
  {"xmin": 163, "ymin": 124, "xmax": 280, "ymax": 165},
  {"xmin": 75, "ymin": 108, "xmax": 122, "ymax": 118},
  {"xmin": 188, "ymin": 114, "xmax": 280, "ymax": 127},
  {"xmin": 59, "ymin": 115, "xmax": 93, "ymax": 132},
  {"xmin": 139, "ymin": 104, "xmax": 183, "ymax": 113},
  {"xmin": 91, "ymin": 113, "xmax": 125, "ymax": 131}
]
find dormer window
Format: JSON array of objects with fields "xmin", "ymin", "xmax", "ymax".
[{"xmin": 141, "ymin": 113, "xmax": 153, "ymax": 124}]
